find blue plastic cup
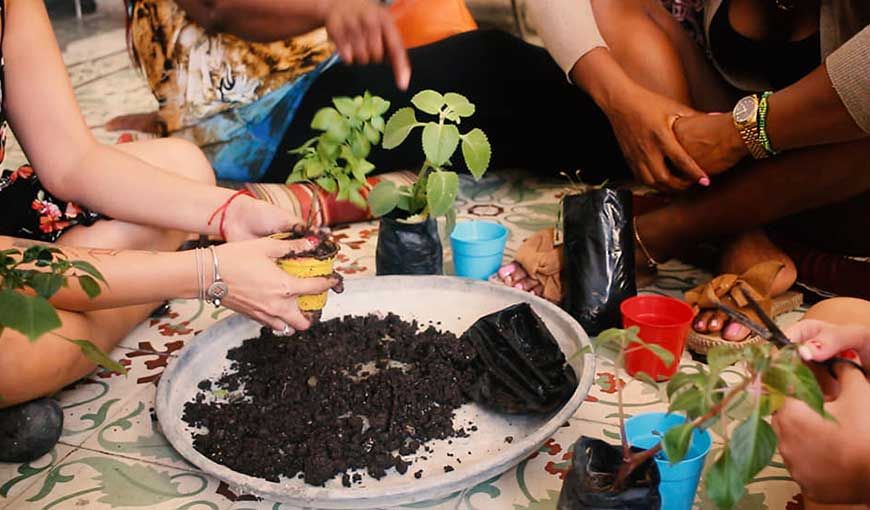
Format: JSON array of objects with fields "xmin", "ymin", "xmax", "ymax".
[
  {"xmin": 625, "ymin": 412, "xmax": 712, "ymax": 510},
  {"xmin": 450, "ymin": 221, "xmax": 509, "ymax": 280}
]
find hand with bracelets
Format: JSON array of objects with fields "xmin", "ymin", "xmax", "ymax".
[{"xmin": 194, "ymin": 237, "xmax": 343, "ymax": 335}]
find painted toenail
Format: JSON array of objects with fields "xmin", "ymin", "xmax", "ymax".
[
  {"xmin": 724, "ymin": 323, "xmax": 744, "ymax": 338},
  {"xmin": 498, "ymin": 264, "xmax": 516, "ymax": 278}
]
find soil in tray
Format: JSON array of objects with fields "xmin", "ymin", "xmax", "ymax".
[
  {"xmin": 182, "ymin": 313, "xmax": 480, "ymax": 486},
  {"xmin": 273, "ymin": 227, "xmax": 338, "ymax": 260}
]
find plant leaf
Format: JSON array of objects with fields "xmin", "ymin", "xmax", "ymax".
[
  {"xmin": 662, "ymin": 423, "xmax": 694, "ymax": 464},
  {"xmin": 336, "ymin": 173, "xmax": 351, "ymax": 202},
  {"xmin": 426, "ymin": 171, "xmax": 459, "ymax": 218},
  {"xmin": 78, "ymin": 275, "xmax": 101, "ymax": 299},
  {"xmin": 411, "ymin": 90, "xmax": 444, "ymax": 115},
  {"xmin": 634, "ymin": 341, "xmax": 676, "ymax": 369},
  {"xmin": 371, "ymin": 115, "xmax": 385, "ymax": 132},
  {"xmin": 325, "ymin": 118, "xmax": 351, "ymax": 144},
  {"xmin": 311, "ymin": 107, "xmax": 342, "ymax": 131},
  {"xmin": 28, "ymin": 272, "xmax": 66, "ymax": 299},
  {"xmin": 364, "ymin": 122, "xmax": 381, "ymax": 145},
  {"xmin": 303, "ymin": 158, "xmax": 325, "ymax": 179},
  {"xmin": 730, "ymin": 407, "xmax": 776, "ymax": 482},
  {"xmin": 371, "ymin": 97, "xmax": 391, "ymax": 116},
  {"xmin": 383, "ymin": 107, "xmax": 418, "ymax": 149},
  {"xmin": 350, "ymin": 131, "xmax": 371, "ymax": 159},
  {"xmin": 444, "ymin": 92, "xmax": 475, "ymax": 117},
  {"xmin": 708, "ymin": 345, "xmax": 742, "ymax": 373},
  {"xmin": 368, "ymin": 181, "xmax": 400, "ymax": 217},
  {"xmin": 705, "ymin": 450, "xmax": 746, "ymax": 510},
  {"xmin": 0, "ymin": 289, "xmax": 61, "ymax": 342},
  {"xmin": 71, "ymin": 260, "xmax": 105, "ymax": 283},
  {"xmin": 315, "ymin": 176, "xmax": 337, "ymax": 194},
  {"xmin": 445, "ymin": 207, "xmax": 457, "ymax": 236},
  {"xmin": 352, "ymin": 159, "xmax": 376, "ymax": 185},
  {"xmin": 666, "ymin": 371, "xmax": 705, "ymax": 399},
  {"xmin": 461, "ymin": 128, "xmax": 491, "ymax": 180},
  {"xmin": 791, "ymin": 362, "xmax": 826, "ymax": 416},
  {"xmin": 67, "ymin": 339, "xmax": 128, "ymax": 375},
  {"xmin": 422, "ymin": 123, "xmax": 460, "ymax": 167},
  {"xmin": 669, "ymin": 387, "xmax": 705, "ymax": 419},
  {"xmin": 332, "ymin": 96, "xmax": 357, "ymax": 117}
]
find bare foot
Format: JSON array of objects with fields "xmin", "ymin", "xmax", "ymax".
[{"xmin": 693, "ymin": 229, "xmax": 797, "ymax": 341}]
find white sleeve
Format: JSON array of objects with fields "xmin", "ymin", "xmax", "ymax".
[{"xmin": 527, "ymin": 0, "xmax": 608, "ymax": 75}]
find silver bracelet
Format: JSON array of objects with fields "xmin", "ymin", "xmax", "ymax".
[
  {"xmin": 205, "ymin": 245, "xmax": 228, "ymax": 307},
  {"xmin": 194, "ymin": 247, "xmax": 205, "ymax": 302}
]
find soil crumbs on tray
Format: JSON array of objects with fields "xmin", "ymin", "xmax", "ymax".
[{"xmin": 183, "ymin": 313, "xmax": 479, "ymax": 486}]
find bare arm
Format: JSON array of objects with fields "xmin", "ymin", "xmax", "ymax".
[
  {"xmin": 767, "ymin": 64, "xmax": 868, "ymax": 152},
  {"xmin": 174, "ymin": 0, "xmax": 326, "ymax": 42},
  {"xmin": 2, "ymin": 0, "xmax": 292, "ymax": 240},
  {"xmin": 174, "ymin": 0, "xmax": 410, "ymax": 88}
]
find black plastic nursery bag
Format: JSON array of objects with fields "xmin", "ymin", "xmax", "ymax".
[
  {"xmin": 562, "ymin": 189, "xmax": 636, "ymax": 336},
  {"xmin": 557, "ymin": 437, "xmax": 661, "ymax": 510},
  {"xmin": 376, "ymin": 215, "xmax": 443, "ymax": 276},
  {"xmin": 462, "ymin": 303, "xmax": 578, "ymax": 414}
]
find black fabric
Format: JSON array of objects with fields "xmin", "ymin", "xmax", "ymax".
[
  {"xmin": 463, "ymin": 303, "xmax": 578, "ymax": 415},
  {"xmin": 557, "ymin": 437, "xmax": 661, "ymax": 510},
  {"xmin": 0, "ymin": 398, "xmax": 64, "ymax": 463},
  {"xmin": 375, "ymin": 216, "xmax": 443, "ymax": 275},
  {"xmin": 709, "ymin": 0, "xmax": 821, "ymax": 90},
  {"xmin": 562, "ymin": 189, "xmax": 637, "ymax": 336},
  {"xmin": 264, "ymin": 29, "xmax": 628, "ymax": 183}
]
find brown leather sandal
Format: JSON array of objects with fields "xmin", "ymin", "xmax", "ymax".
[{"xmin": 684, "ymin": 260, "xmax": 803, "ymax": 354}]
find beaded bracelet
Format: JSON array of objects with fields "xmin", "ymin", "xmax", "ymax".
[{"xmin": 758, "ymin": 91, "xmax": 779, "ymax": 156}]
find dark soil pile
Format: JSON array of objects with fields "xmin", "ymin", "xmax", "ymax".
[
  {"xmin": 274, "ymin": 226, "xmax": 338, "ymax": 260},
  {"xmin": 182, "ymin": 314, "xmax": 479, "ymax": 486}
]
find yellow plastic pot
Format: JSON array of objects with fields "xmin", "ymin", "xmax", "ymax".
[{"xmin": 278, "ymin": 253, "xmax": 337, "ymax": 312}]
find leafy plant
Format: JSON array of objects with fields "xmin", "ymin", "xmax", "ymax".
[
  {"xmin": 287, "ymin": 91, "xmax": 391, "ymax": 209},
  {"xmin": 593, "ymin": 325, "xmax": 825, "ymax": 509},
  {"xmin": 0, "ymin": 245, "xmax": 127, "ymax": 376},
  {"xmin": 368, "ymin": 90, "xmax": 492, "ymax": 232}
]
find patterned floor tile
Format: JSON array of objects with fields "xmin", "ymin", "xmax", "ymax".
[
  {"xmin": 79, "ymin": 385, "xmax": 197, "ymax": 473},
  {"xmin": 0, "ymin": 444, "xmax": 77, "ymax": 509},
  {"xmin": 4, "ymin": 448, "xmax": 230, "ymax": 510}
]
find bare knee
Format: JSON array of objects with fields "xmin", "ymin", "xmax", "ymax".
[
  {"xmin": 804, "ymin": 298, "xmax": 870, "ymax": 328},
  {"xmin": 157, "ymin": 138, "xmax": 217, "ymax": 186}
]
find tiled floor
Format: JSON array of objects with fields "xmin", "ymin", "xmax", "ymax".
[{"xmin": 0, "ymin": 5, "xmax": 804, "ymax": 510}]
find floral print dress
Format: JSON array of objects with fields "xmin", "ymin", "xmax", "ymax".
[{"xmin": 0, "ymin": 0, "xmax": 101, "ymax": 243}]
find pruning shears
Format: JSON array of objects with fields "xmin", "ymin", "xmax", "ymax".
[{"xmin": 715, "ymin": 286, "xmax": 866, "ymax": 380}]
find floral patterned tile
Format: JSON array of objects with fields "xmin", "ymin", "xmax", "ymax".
[
  {"xmin": 3, "ymin": 448, "xmax": 231, "ymax": 510},
  {"xmin": 55, "ymin": 344, "xmax": 176, "ymax": 448},
  {"xmin": 0, "ymin": 443, "xmax": 77, "ymax": 509}
]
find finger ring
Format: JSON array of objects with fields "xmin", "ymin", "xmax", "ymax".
[{"xmin": 283, "ymin": 325, "xmax": 292, "ymax": 336}]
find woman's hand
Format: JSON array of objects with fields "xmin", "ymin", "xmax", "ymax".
[
  {"xmin": 321, "ymin": 0, "xmax": 411, "ymax": 90},
  {"xmin": 216, "ymin": 237, "xmax": 342, "ymax": 333},
  {"xmin": 223, "ymin": 196, "xmax": 303, "ymax": 242},
  {"xmin": 672, "ymin": 113, "xmax": 748, "ymax": 176},
  {"xmin": 772, "ymin": 367, "xmax": 870, "ymax": 505},
  {"xmin": 787, "ymin": 319, "xmax": 870, "ymax": 366},
  {"xmin": 601, "ymin": 82, "xmax": 708, "ymax": 192}
]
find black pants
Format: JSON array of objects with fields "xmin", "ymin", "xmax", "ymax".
[{"xmin": 263, "ymin": 30, "xmax": 629, "ymax": 183}]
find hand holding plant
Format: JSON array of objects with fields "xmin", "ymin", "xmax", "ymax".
[{"xmin": 593, "ymin": 326, "xmax": 828, "ymax": 509}]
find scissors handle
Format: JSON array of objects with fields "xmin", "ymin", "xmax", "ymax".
[{"xmin": 823, "ymin": 357, "xmax": 867, "ymax": 379}]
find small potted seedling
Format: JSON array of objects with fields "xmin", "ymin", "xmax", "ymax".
[
  {"xmin": 282, "ymin": 93, "xmax": 389, "ymax": 314},
  {"xmin": 559, "ymin": 326, "xmax": 828, "ymax": 510},
  {"xmin": 272, "ymin": 226, "xmax": 340, "ymax": 321},
  {"xmin": 367, "ymin": 90, "xmax": 492, "ymax": 276}
]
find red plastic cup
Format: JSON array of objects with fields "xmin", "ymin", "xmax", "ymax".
[{"xmin": 620, "ymin": 295, "xmax": 695, "ymax": 381}]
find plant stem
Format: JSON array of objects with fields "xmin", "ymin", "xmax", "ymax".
[
  {"xmin": 612, "ymin": 376, "xmax": 752, "ymax": 490},
  {"xmin": 616, "ymin": 351, "xmax": 630, "ymax": 463}
]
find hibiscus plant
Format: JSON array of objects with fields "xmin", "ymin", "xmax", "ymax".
[
  {"xmin": 593, "ymin": 326, "xmax": 825, "ymax": 509},
  {"xmin": 0, "ymin": 245, "xmax": 127, "ymax": 381}
]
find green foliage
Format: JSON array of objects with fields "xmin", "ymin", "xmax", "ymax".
[
  {"xmin": 0, "ymin": 246, "xmax": 125, "ymax": 375},
  {"xmin": 288, "ymin": 91, "xmax": 389, "ymax": 210},
  {"xmin": 371, "ymin": 90, "xmax": 492, "ymax": 227},
  {"xmin": 597, "ymin": 325, "xmax": 827, "ymax": 509}
]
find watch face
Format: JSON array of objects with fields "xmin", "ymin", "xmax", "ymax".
[{"xmin": 733, "ymin": 96, "xmax": 758, "ymax": 124}]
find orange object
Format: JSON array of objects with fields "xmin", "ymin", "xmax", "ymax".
[{"xmin": 389, "ymin": 0, "xmax": 478, "ymax": 49}]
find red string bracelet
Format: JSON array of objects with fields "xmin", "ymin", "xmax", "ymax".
[{"xmin": 207, "ymin": 189, "xmax": 255, "ymax": 241}]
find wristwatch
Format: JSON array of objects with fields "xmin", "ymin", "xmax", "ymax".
[{"xmin": 732, "ymin": 94, "xmax": 769, "ymax": 160}]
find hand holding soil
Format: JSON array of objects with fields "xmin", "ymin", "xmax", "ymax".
[{"xmin": 214, "ymin": 237, "xmax": 342, "ymax": 332}]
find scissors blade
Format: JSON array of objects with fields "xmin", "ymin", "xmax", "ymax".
[
  {"xmin": 737, "ymin": 286, "xmax": 791, "ymax": 346},
  {"xmin": 714, "ymin": 301, "xmax": 774, "ymax": 340}
]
